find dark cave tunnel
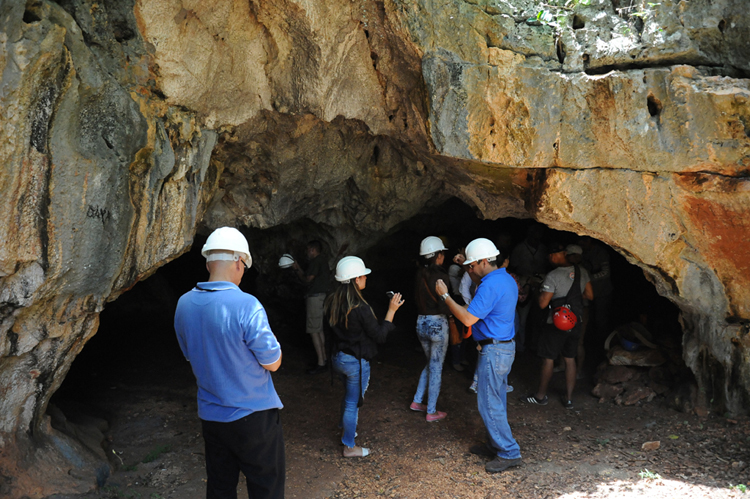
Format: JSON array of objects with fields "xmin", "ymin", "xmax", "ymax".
[{"xmin": 50, "ymin": 197, "xmax": 687, "ymax": 449}]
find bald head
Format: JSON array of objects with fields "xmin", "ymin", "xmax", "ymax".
[{"xmin": 206, "ymin": 251, "xmax": 245, "ymax": 285}]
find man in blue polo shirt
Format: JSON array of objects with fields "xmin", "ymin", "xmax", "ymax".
[
  {"xmin": 436, "ymin": 237, "xmax": 522, "ymax": 473},
  {"xmin": 175, "ymin": 227, "xmax": 284, "ymax": 499}
]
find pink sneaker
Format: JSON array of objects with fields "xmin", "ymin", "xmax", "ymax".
[
  {"xmin": 410, "ymin": 402, "xmax": 427, "ymax": 412},
  {"xmin": 426, "ymin": 411, "xmax": 447, "ymax": 423}
]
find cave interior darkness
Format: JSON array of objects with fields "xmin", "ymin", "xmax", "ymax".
[{"xmin": 51, "ymin": 197, "xmax": 684, "ymax": 425}]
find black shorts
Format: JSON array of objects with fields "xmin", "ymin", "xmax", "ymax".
[{"xmin": 537, "ymin": 323, "xmax": 580, "ymax": 359}]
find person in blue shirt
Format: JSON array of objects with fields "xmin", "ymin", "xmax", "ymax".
[
  {"xmin": 435, "ymin": 238, "xmax": 522, "ymax": 474},
  {"xmin": 174, "ymin": 227, "xmax": 284, "ymax": 499}
]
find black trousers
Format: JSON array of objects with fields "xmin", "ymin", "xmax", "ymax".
[{"xmin": 201, "ymin": 409, "xmax": 285, "ymax": 499}]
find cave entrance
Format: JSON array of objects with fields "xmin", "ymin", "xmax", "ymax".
[
  {"xmin": 49, "ymin": 196, "xmax": 686, "ymax": 486},
  {"xmin": 354, "ymin": 197, "xmax": 684, "ymax": 384}
]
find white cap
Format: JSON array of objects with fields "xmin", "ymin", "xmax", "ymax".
[
  {"xmin": 464, "ymin": 238, "xmax": 500, "ymax": 265},
  {"xmin": 202, "ymin": 227, "xmax": 252, "ymax": 268},
  {"xmin": 335, "ymin": 256, "xmax": 371, "ymax": 283},
  {"xmin": 419, "ymin": 236, "xmax": 448, "ymax": 259},
  {"xmin": 278, "ymin": 254, "xmax": 295, "ymax": 268}
]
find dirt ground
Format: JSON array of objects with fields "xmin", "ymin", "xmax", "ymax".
[{"xmin": 46, "ymin": 313, "xmax": 750, "ymax": 499}]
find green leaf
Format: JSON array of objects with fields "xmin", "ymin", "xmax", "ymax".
[{"xmin": 668, "ymin": 434, "xmax": 679, "ymax": 440}]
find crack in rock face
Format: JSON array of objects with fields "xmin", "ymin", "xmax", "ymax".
[{"xmin": 0, "ymin": 0, "xmax": 749, "ymax": 496}]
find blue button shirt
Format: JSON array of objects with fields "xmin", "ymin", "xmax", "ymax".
[
  {"xmin": 174, "ymin": 281, "xmax": 283, "ymax": 422},
  {"xmin": 466, "ymin": 268, "xmax": 518, "ymax": 341}
]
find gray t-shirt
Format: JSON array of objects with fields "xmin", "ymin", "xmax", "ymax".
[
  {"xmin": 541, "ymin": 265, "xmax": 590, "ymax": 323},
  {"xmin": 541, "ymin": 265, "xmax": 590, "ymax": 298}
]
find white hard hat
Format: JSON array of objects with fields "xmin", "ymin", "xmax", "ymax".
[
  {"xmin": 565, "ymin": 244, "xmax": 583, "ymax": 255},
  {"xmin": 419, "ymin": 236, "xmax": 448, "ymax": 258},
  {"xmin": 464, "ymin": 238, "xmax": 500, "ymax": 265},
  {"xmin": 201, "ymin": 227, "xmax": 252, "ymax": 268},
  {"xmin": 278, "ymin": 254, "xmax": 295, "ymax": 268},
  {"xmin": 335, "ymin": 256, "xmax": 371, "ymax": 283}
]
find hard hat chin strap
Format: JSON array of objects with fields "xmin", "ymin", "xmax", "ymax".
[{"xmin": 206, "ymin": 252, "xmax": 241, "ymax": 264}]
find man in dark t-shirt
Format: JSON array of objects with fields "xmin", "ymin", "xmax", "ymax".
[{"xmin": 294, "ymin": 240, "xmax": 330, "ymax": 374}]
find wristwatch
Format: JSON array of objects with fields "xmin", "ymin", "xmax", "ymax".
[{"xmin": 440, "ymin": 292, "xmax": 450, "ymax": 301}]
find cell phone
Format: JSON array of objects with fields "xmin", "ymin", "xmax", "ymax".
[{"xmin": 386, "ymin": 291, "xmax": 396, "ymax": 299}]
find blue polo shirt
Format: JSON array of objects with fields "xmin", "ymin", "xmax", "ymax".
[
  {"xmin": 174, "ymin": 281, "xmax": 283, "ymax": 422},
  {"xmin": 466, "ymin": 268, "xmax": 518, "ymax": 341}
]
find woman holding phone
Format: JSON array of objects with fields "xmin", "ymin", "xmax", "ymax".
[{"xmin": 325, "ymin": 256, "xmax": 404, "ymax": 457}]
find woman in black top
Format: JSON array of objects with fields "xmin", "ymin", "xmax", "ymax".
[
  {"xmin": 326, "ymin": 256, "xmax": 404, "ymax": 458},
  {"xmin": 411, "ymin": 236, "xmax": 452, "ymax": 422}
]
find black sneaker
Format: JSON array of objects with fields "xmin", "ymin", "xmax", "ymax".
[
  {"xmin": 562, "ymin": 399, "xmax": 574, "ymax": 410},
  {"xmin": 485, "ymin": 457, "xmax": 522, "ymax": 473},
  {"xmin": 519, "ymin": 394, "xmax": 548, "ymax": 405}
]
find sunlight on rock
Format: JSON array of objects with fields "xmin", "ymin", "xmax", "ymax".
[{"xmin": 558, "ymin": 478, "xmax": 747, "ymax": 498}]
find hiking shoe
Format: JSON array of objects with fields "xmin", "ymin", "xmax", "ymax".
[
  {"xmin": 426, "ymin": 411, "xmax": 447, "ymax": 423},
  {"xmin": 562, "ymin": 399, "xmax": 574, "ymax": 410},
  {"xmin": 468, "ymin": 381, "xmax": 478, "ymax": 394},
  {"xmin": 520, "ymin": 394, "xmax": 548, "ymax": 405},
  {"xmin": 410, "ymin": 402, "xmax": 427, "ymax": 412},
  {"xmin": 469, "ymin": 444, "xmax": 495, "ymax": 458},
  {"xmin": 485, "ymin": 457, "xmax": 522, "ymax": 473}
]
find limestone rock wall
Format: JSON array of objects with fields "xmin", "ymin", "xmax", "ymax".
[
  {"xmin": 0, "ymin": 1, "xmax": 218, "ymax": 496},
  {"xmin": 204, "ymin": 113, "xmax": 446, "ymax": 258},
  {"xmin": 386, "ymin": 0, "xmax": 750, "ymax": 415},
  {"xmin": 0, "ymin": 0, "xmax": 749, "ymax": 496},
  {"xmin": 133, "ymin": 0, "xmax": 430, "ymax": 140}
]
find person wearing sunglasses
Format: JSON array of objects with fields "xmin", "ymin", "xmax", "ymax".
[{"xmin": 435, "ymin": 238, "xmax": 521, "ymax": 474}]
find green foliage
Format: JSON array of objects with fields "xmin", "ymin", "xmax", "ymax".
[
  {"xmin": 615, "ymin": 0, "xmax": 661, "ymax": 20},
  {"xmin": 595, "ymin": 438, "xmax": 610, "ymax": 446},
  {"xmin": 729, "ymin": 484, "xmax": 748, "ymax": 493},
  {"xmin": 528, "ymin": 0, "xmax": 591, "ymax": 32},
  {"xmin": 142, "ymin": 444, "xmax": 171, "ymax": 463},
  {"xmin": 639, "ymin": 469, "xmax": 662, "ymax": 480},
  {"xmin": 528, "ymin": 0, "xmax": 664, "ymax": 37}
]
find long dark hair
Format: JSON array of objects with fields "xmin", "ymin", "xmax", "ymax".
[
  {"xmin": 418, "ymin": 252, "xmax": 443, "ymax": 280},
  {"xmin": 325, "ymin": 280, "xmax": 374, "ymax": 329},
  {"xmin": 415, "ymin": 252, "xmax": 444, "ymax": 310}
]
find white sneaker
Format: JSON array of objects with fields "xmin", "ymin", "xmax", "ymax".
[
  {"xmin": 506, "ymin": 385, "xmax": 514, "ymax": 393},
  {"xmin": 468, "ymin": 381, "xmax": 478, "ymax": 394}
]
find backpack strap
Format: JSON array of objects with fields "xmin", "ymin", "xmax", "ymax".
[{"xmin": 549, "ymin": 265, "xmax": 584, "ymax": 319}]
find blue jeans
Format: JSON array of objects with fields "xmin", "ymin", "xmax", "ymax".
[
  {"xmin": 332, "ymin": 351, "xmax": 371, "ymax": 448},
  {"xmin": 413, "ymin": 315, "xmax": 449, "ymax": 414},
  {"xmin": 476, "ymin": 341, "xmax": 521, "ymax": 459}
]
